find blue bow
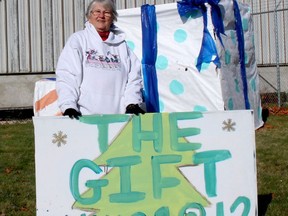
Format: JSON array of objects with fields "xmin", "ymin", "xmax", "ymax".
[{"xmin": 177, "ymin": 0, "xmax": 225, "ymax": 71}]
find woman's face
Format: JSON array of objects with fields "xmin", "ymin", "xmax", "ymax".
[{"xmin": 88, "ymin": 3, "xmax": 113, "ymax": 32}]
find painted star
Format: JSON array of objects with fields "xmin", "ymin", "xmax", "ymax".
[
  {"xmin": 222, "ymin": 118, "xmax": 236, "ymax": 132},
  {"xmin": 52, "ymin": 131, "xmax": 67, "ymax": 147}
]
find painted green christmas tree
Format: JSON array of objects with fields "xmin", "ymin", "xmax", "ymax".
[{"xmin": 73, "ymin": 112, "xmax": 209, "ymax": 215}]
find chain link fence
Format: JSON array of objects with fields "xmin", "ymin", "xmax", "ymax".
[{"xmin": 244, "ymin": 0, "xmax": 288, "ymax": 108}]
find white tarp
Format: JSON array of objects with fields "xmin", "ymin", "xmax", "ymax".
[{"xmin": 33, "ymin": 78, "xmax": 62, "ymax": 117}]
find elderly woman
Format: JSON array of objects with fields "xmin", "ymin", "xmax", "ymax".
[{"xmin": 56, "ymin": 0, "xmax": 144, "ymax": 119}]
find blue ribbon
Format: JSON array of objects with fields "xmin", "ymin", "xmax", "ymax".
[
  {"xmin": 141, "ymin": 4, "xmax": 160, "ymax": 112},
  {"xmin": 177, "ymin": 0, "xmax": 225, "ymax": 71},
  {"xmin": 233, "ymin": 0, "xmax": 250, "ymax": 109}
]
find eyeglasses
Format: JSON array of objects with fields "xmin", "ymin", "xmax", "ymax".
[{"xmin": 91, "ymin": 9, "xmax": 112, "ymax": 18}]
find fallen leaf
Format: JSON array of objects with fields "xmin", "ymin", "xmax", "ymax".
[{"xmin": 5, "ymin": 168, "xmax": 12, "ymax": 174}]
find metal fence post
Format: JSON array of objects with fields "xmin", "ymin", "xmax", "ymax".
[{"xmin": 274, "ymin": 0, "xmax": 281, "ymax": 107}]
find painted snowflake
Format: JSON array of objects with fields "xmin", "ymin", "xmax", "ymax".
[
  {"xmin": 222, "ymin": 118, "xmax": 236, "ymax": 132},
  {"xmin": 52, "ymin": 131, "xmax": 67, "ymax": 147}
]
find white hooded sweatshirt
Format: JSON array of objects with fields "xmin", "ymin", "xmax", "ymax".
[{"xmin": 56, "ymin": 22, "xmax": 143, "ymax": 115}]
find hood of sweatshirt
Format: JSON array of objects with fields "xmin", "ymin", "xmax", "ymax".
[{"xmin": 85, "ymin": 21, "xmax": 126, "ymax": 45}]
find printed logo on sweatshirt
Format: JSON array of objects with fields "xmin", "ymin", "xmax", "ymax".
[{"xmin": 85, "ymin": 49, "xmax": 121, "ymax": 69}]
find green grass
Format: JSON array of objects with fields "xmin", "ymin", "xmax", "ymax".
[
  {"xmin": 0, "ymin": 121, "xmax": 35, "ymax": 215},
  {"xmin": 0, "ymin": 115, "xmax": 288, "ymax": 215},
  {"xmin": 256, "ymin": 115, "xmax": 288, "ymax": 215}
]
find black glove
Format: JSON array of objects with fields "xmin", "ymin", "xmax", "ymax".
[
  {"xmin": 125, "ymin": 104, "xmax": 145, "ymax": 115},
  {"xmin": 63, "ymin": 108, "xmax": 82, "ymax": 120}
]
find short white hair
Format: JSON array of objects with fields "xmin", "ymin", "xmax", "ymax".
[{"xmin": 85, "ymin": 0, "xmax": 118, "ymax": 22}]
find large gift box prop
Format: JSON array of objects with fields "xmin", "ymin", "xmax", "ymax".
[{"xmin": 116, "ymin": 1, "xmax": 263, "ymax": 128}]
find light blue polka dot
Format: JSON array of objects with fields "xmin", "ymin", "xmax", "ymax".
[
  {"xmin": 242, "ymin": 18, "xmax": 249, "ymax": 31},
  {"xmin": 195, "ymin": 58, "xmax": 210, "ymax": 71},
  {"xmin": 245, "ymin": 52, "xmax": 248, "ymax": 65},
  {"xmin": 228, "ymin": 98, "xmax": 234, "ymax": 110},
  {"xmin": 156, "ymin": 55, "xmax": 168, "ymax": 70},
  {"xmin": 234, "ymin": 79, "xmax": 240, "ymax": 93},
  {"xmin": 225, "ymin": 50, "xmax": 231, "ymax": 65},
  {"xmin": 230, "ymin": 31, "xmax": 237, "ymax": 45},
  {"xmin": 200, "ymin": 63, "xmax": 210, "ymax": 71},
  {"xmin": 159, "ymin": 99, "xmax": 164, "ymax": 112},
  {"xmin": 174, "ymin": 29, "xmax": 187, "ymax": 43},
  {"xmin": 169, "ymin": 80, "xmax": 184, "ymax": 95},
  {"xmin": 127, "ymin": 41, "xmax": 135, "ymax": 51},
  {"xmin": 193, "ymin": 105, "xmax": 207, "ymax": 112},
  {"xmin": 251, "ymin": 77, "xmax": 256, "ymax": 91}
]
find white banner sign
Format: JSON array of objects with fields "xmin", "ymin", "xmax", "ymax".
[{"xmin": 33, "ymin": 110, "xmax": 257, "ymax": 215}]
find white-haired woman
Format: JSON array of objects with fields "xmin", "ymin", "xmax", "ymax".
[{"xmin": 56, "ymin": 0, "xmax": 145, "ymax": 119}]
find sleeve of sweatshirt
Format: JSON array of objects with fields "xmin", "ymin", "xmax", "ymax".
[
  {"xmin": 55, "ymin": 34, "xmax": 83, "ymax": 113},
  {"xmin": 124, "ymin": 47, "xmax": 144, "ymax": 107}
]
